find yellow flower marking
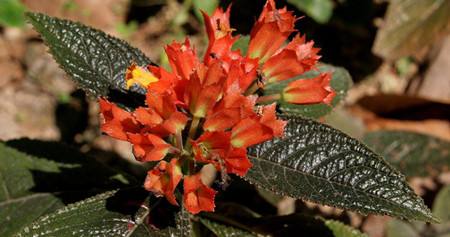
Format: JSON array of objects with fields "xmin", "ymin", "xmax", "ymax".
[{"xmin": 125, "ymin": 64, "xmax": 158, "ymax": 89}]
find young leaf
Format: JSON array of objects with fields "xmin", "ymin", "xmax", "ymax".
[
  {"xmin": 25, "ymin": 12, "xmax": 153, "ymax": 97},
  {"xmin": 432, "ymin": 185, "xmax": 450, "ymax": 234},
  {"xmin": 324, "ymin": 220, "xmax": 368, "ymax": 237},
  {"xmin": 192, "ymin": 0, "xmax": 219, "ymax": 21},
  {"xmin": 245, "ymin": 116, "xmax": 436, "ymax": 222},
  {"xmin": 385, "ymin": 219, "xmax": 420, "ymax": 237},
  {"xmin": 372, "ymin": 0, "xmax": 450, "ymax": 60},
  {"xmin": 0, "ymin": 0, "xmax": 26, "ymax": 27},
  {"xmin": 231, "ymin": 36, "xmax": 250, "ymax": 56},
  {"xmin": 200, "ymin": 218, "xmax": 256, "ymax": 237},
  {"xmin": 287, "ymin": 0, "xmax": 334, "ymax": 24},
  {"xmin": 0, "ymin": 140, "xmax": 133, "ymax": 237},
  {"xmin": 263, "ymin": 64, "xmax": 352, "ymax": 119},
  {"xmin": 363, "ymin": 131, "xmax": 450, "ymax": 177}
]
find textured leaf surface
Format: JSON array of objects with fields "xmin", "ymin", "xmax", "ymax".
[
  {"xmin": 287, "ymin": 0, "xmax": 334, "ymax": 23},
  {"xmin": 264, "ymin": 64, "xmax": 352, "ymax": 119},
  {"xmin": 26, "ymin": 12, "xmax": 153, "ymax": 97},
  {"xmin": 200, "ymin": 218, "xmax": 256, "ymax": 237},
  {"xmin": 0, "ymin": 140, "xmax": 132, "ymax": 237},
  {"xmin": 363, "ymin": 131, "xmax": 450, "ymax": 177},
  {"xmin": 16, "ymin": 191, "xmax": 154, "ymax": 237},
  {"xmin": 372, "ymin": 0, "xmax": 450, "ymax": 60},
  {"xmin": 245, "ymin": 116, "xmax": 435, "ymax": 222},
  {"xmin": 324, "ymin": 220, "xmax": 368, "ymax": 237}
]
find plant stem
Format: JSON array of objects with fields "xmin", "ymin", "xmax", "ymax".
[
  {"xmin": 176, "ymin": 131, "xmax": 183, "ymax": 151},
  {"xmin": 256, "ymin": 94, "xmax": 281, "ymax": 104},
  {"xmin": 245, "ymin": 81, "xmax": 260, "ymax": 96},
  {"xmin": 188, "ymin": 116, "xmax": 201, "ymax": 139}
]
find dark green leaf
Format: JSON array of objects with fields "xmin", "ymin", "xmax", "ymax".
[
  {"xmin": 25, "ymin": 12, "xmax": 153, "ymax": 97},
  {"xmin": 0, "ymin": 140, "xmax": 133, "ymax": 237},
  {"xmin": 264, "ymin": 64, "xmax": 352, "ymax": 119},
  {"xmin": 0, "ymin": 0, "xmax": 26, "ymax": 27},
  {"xmin": 200, "ymin": 218, "xmax": 256, "ymax": 237},
  {"xmin": 372, "ymin": 0, "xmax": 450, "ymax": 60},
  {"xmin": 245, "ymin": 116, "xmax": 436, "ymax": 222},
  {"xmin": 15, "ymin": 190, "xmax": 155, "ymax": 237},
  {"xmin": 324, "ymin": 220, "xmax": 368, "ymax": 237},
  {"xmin": 175, "ymin": 207, "xmax": 194, "ymax": 237},
  {"xmin": 16, "ymin": 189, "xmax": 189, "ymax": 237},
  {"xmin": 287, "ymin": 0, "xmax": 334, "ymax": 24},
  {"xmin": 234, "ymin": 213, "xmax": 335, "ymax": 236},
  {"xmin": 363, "ymin": 131, "xmax": 450, "ymax": 177}
]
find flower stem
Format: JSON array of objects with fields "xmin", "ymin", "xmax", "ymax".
[
  {"xmin": 245, "ymin": 82, "xmax": 260, "ymax": 96},
  {"xmin": 175, "ymin": 131, "xmax": 183, "ymax": 151},
  {"xmin": 256, "ymin": 94, "xmax": 281, "ymax": 104},
  {"xmin": 188, "ymin": 116, "xmax": 201, "ymax": 139}
]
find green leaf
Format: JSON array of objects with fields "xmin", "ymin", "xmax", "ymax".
[
  {"xmin": 0, "ymin": 140, "xmax": 133, "ymax": 237},
  {"xmin": 15, "ymin": 190, "xmax": 155, "ymax": 237},
  {"xmin": 229, "ymin": 213, "xmax": 335, "ymax": 236},
  {"xmin": 245, "ymin": 116, "xmax": 436, "ymax": 222},
  {"xmin": 363, "ymin": 131, "xmax": 450, "ymax": 177},
  {"xmin": 231, "ymin": 36, "xmax": 250, "ymax": 56},
  {"xmin": 192, "ymin": 0, "xmax": 219, "ymax": 21},
  {"xmin": 200, "ymin": 218, "xmax": 256, "ymax": 237},
  {"xmin": 25, "ymin": 12, "xmax": 153, "ymax": 97},
  {"xmin": 324, "ymin": 220, "xmax": 368, "ymax": 237},
  {"xmin": 264, "ymin": 64, "xmax": 352, "ymax": 119},
  {"xmin": 16, "ymin": 189, "xmax": 190, "ymax": 237},
  {"xmin": 372, "ymin": 0, "xmax": 450, "ymax": 60},
  {"xmin": 287, "ymin": 0, "xmax": 334, "ymax": 24},
  {"xmin": 0, "ymin": 0, "xmax": 26, "ymax": 27},
  {"xmin": 433, "ymin": 185, "xmax": 450, "ymax": 235},
  {"xmin": 385, "ymin": 219, "xmax": 420, "ymax": 237}
]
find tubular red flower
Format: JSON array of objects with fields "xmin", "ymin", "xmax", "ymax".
[
  {"xmin": 231, "ymin": 103, "xmax": 286, "ymax": 148},
  {"xmin": 183, "ymin": 174, "xmax": 216, "ymax": 214},
  {"xmin": 185, "ymin": 61, "xmax": 227, "ymax": 118},
  {"xmin": 144, "ymin": 159, "xmax": 182, "ymax": 205},
  {"xmin": 165, "ymin": 38, "xmax": 199, "ymax": 80},
  {"xmin": 224, "ymin": 57, "xmax": 259, "ymax": 93},
  {"xmin": 223, "ymin": 148, "xmax": 252, "ymax": 177},
  {"xmin": 282, "ymin": 72, "xmax": 336, "ymax": 105},
  {"xmin": 128, "ymin": 133, "xmax": 172, "ymax": 162},
  {"xmin": 203, "ymin": 86, "xmax": 256, "ymax": 132},
  {"xmin": 99, "ymin": 99, "xmax": 140, "ymax": 141},
  {"xmin": 248, "ymin": 0, "xmax": 296, "ymax": 62},
  {"xmin": 262, "ymin": 34, "xmax": 320, "ymax": 83},
  {"xmin": 202, "ymin": 7, "xmax": 238, "ymax": 65},
  {"xmin": 192, "ymin": 131, "xmax": 230, "ymax": 165}
]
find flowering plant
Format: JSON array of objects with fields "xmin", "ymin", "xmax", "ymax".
[
  {"xmin": 16, "ymin": 0, "xmax": 437, "ymax": 236},
  {"xmin": 98, "ymin": 0, "xmax": 334, "ymax": 214}
]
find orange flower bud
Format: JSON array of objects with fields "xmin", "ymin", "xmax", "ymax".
[
  {"xmin": 183, "ymin": 174, "xmax": 216, "ymax": 214},
  {"xmin": 282, "ymin": 73, "xmax": 335, "ymax": 105},
  {"xmin": 144, "ymin": 159, "xmax": 182, "ymax": 205}
]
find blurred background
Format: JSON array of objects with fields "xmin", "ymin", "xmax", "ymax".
[{"xmin": 0, "ymin": 0, "xmax": 449, "ymax": 236}]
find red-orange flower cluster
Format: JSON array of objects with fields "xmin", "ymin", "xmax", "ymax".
[{"xmin": 98, "ymin": 0, "xmax": 335, "ymax": 214}]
